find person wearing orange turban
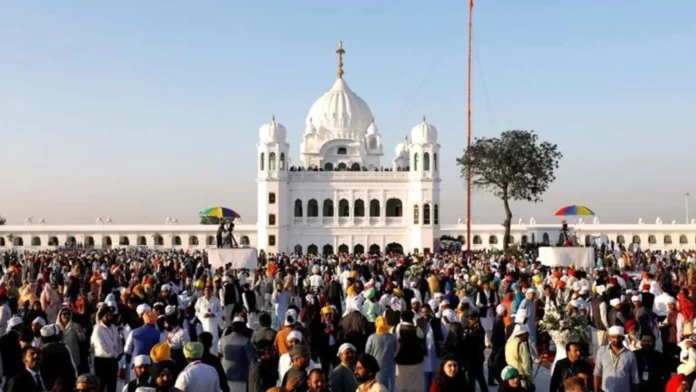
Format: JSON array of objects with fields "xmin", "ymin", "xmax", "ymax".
[{"xmin": 150, "ymin": 342, "xmax": 171, "ymax": 363}]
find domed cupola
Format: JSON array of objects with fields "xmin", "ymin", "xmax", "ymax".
[
  {"xmin": 305, "ymin": 42, "xmax": 374, "ymax": 139},
  {"xmin": 410, "ymin": 115, "xmax": 438, "ymax": 144},
  {"xmin": 395, "ymin": 136, "xmax": 410, "ymax": 156},
  {"xmin": 366, "ymin": 117, "xmax": 379, "ymax": 136},
  {"xmin": 304, "ymin": 118, "xmax": 317, "ymax": 136},
  {"xmin": 259, "ymin": 115, "xmax": 287, "ymax": 143}
]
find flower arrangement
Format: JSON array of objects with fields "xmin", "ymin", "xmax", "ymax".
[{"xmin": 538, "ymin": 306, "xmax": 589, "ymax": 347}]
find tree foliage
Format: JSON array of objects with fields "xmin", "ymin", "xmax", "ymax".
[
  {"xmin": 457, "ymin": 130, "xmax": 562, "ymax": 249},
  {"xmin": 0, "ymin": 216, "xmax": 5, "ymax": 225}
]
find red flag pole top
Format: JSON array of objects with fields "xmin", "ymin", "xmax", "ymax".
[{"xmin": 466, "ymin": 0, "xmax": 474, "ymax": 259}]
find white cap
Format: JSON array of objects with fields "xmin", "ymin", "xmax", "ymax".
[
  {"xmin": 610, "ymin": 298, "xmax": 621, "ymax": 307},
  {"xmin": 440, "ymin": 299, "xmax": 450, "ymax": 306},
  {"xmin": 7, "ymin": 316, "xmax": 23, "ymax": 329},
  {"xmin": 287, "ymin": 330, "xmax": 302, "ymax": 342},
  {"xmin": 410, "ymin": 298, "xmax": 420, "ymax": 304},
  {"xmin": 32, "ymin": 317, "xmax": 46, "ymax": 326},
  {"xmin": 496, "ymin": 304, "xmax": 507, "ymax": 315},
  {"xmin": 631, "ymin": 295, "xmax": 642, "ymax": 303},
  {"xmin": 222, "ymin": 276, "xmax": 232, "ymax": 283},
  {"xmin": 285, "ymin": 309, "xmax": 298, "ymax": 326},
  {"xmin": 136, "ymin": 304, "xmax": 151, "ymax": 316},
  {"xmin": 40, "ymin": 324, "xmax": 59, "ymax": 338},
  {"xmin": 133, "ymin": 355, "xmax": 151, "ymax": 367},
  {"xmin": 608, "ymin": 326, "xmax": 624, "ymax": 336},
  {"xmin": 512, "ymin": 324, "xmax": 530, "ymax": 337},
  {"xmin": 526, "ymin": 288, "xmax": 536, "ymax": 295},
  {"xmin": 232, "ymin": 316, "xmax": 245, "ymax": 323},
  {"xmin": 568, "ymin": 300, "xmax": 579, "ymax": 308},
  {"xmin": 337, "ymin": 343, "xmax": 356, "ymax": 357},
  {"xmin": 442, "ymin": 309, "xmax": 457, "ymax": 323},
  {"xmin": 579, "ymin": 288, "xmax": 589, "ymax": 295},
  {"xmin": 164, "ymin": 305, "xmax": 176, "ymax": 316},
  {"xmin": 667, "ymin": 296, "xmax": 677, "ymax": 304},
  {"xmin": 161, "ymin": 284, "xmax": 171, "ymax": 292}
]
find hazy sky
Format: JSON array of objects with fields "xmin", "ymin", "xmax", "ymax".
[{"xmin": 1, "ymin": 1, "xmax": 695, "ymax": 225}]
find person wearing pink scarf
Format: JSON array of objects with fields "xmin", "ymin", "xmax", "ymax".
[{"xmin": 40, "ymin": 283, "xmax": 61, "ymax": 323}]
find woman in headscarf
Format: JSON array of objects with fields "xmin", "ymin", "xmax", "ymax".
[
  {"xmin": 24, "ymin": 300, "xmax": 47, "ymax": 325},
  {"xmin": 428, "ymin": 355, "xmax": 470, "ymax": 392},
  {"xmin": 365, "ymin": 316, "xmax": 396, "ymax": 392},
  {"xmin": 40, "ymin": 282, "xmax": 61, "ymax": 323},
  {"xmin": 678, "ymin": 288, "xmax": 695, "ymax": 337},
  {"xmin": 57, "ymin": 307, "xmax": 86, "ymax": 372}
]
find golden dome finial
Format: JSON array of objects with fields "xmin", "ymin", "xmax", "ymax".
[
  {"xmin": 336, "ymin": 41, "xmax": 346, "ymax": 79},
  {"xmin": 272, "ymin": 114, "xmax": 276, "ymax": 122}
]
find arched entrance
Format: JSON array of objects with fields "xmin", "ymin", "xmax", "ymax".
[
  {"xmin": 137, "ymin": 236, "xmax": 147, "ymax": 246},
  {"xmin": 338, "ymin": 244, "xmax": 349, "ymax": 253},
  {"xmin": 172, "ymin": 236, "xmax": 182, "ymax": 246},
  {"xmin": 307, "ymin": 244, "xmax": 318, "ymax": 255},
  {"xmin": 67, "ymin": 236, "xmax": 77, "ymax": 247},
  {"xmin": 386, "ymin": 242, "xmax": 403, "ymax": 254},
  {"xmin": 120, "ymin": 236, "xmax": 130, "ymax": 246},
  {"xmin": 85, "ymin": 236, "xmax": 95, "ymax": 248},
  {"xmin": 323, "ymin": 244, "xmax": 334, "ymax": 255},
  {"xmin": 0, "ymin": 238, "xmax": 4, "ymax": 247},
  {"xmin": 294, "ymin": 244, "xmax": 302, "ymax": 255},
  {"xmin": 103, "ymin": 236, "xmax": 112, "ymax": 248},
  {"xmin": 13, "ymin": 237, "xmax": 24, "ymax": 246},
  {"xmin": 369, "ymin": 244, "xmax": 381, "ymax": 254},
  {"xmin": 31, "ymin": 237, "xmax": 41, "ymax": 246},
  {"xmin": 354, "ymin": 244, "xmax": 364, "ymax": 254},
  {"xmin": 206, "ymin": 236, "xmax": 215, "ymax": 246},
  {"xmin": 189, "ymin": 236, "xmax": 199, "ymax": 246},
  {"xmin": 241, "ymin": 236, "xmax": 250, "ymax": 245}
]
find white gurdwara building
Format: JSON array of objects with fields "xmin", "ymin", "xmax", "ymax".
[{"xmin": 2, "ymin": 43, "xmax": 696, "ymax": 253}]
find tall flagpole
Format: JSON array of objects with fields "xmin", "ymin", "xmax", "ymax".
[{"xmin": 466, "ymin": 0, "xmax": 473, "ymax": 258}]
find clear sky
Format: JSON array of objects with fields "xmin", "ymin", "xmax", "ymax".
[{"xmin": 1, "ymin": 1, "xmax": 695, "ymax": 225}]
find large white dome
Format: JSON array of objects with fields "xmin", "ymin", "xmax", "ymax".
[
  {"xmin": 306, "ymin": 78, "xmax": 374, "ymax": 138},
  {"xmin": 258, "ymin": 117, "xmax": 287, "ymax": 143}
]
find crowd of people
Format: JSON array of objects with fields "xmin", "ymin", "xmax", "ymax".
[{"xmin": 0, "ymin": 246, "xmax": 694, "ymax": 392}]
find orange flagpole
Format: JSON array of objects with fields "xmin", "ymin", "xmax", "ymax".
[{"xmin": 466, "ymin": 0, "xmax": 473, "ymax": 259}]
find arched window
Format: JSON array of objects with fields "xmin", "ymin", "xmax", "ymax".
[
  {"xmin": 337, "ymin": 147, "xmax": 347, "ymax": 155},
  {"xmin": 338, "ymin": 244, "xmax": 349, "ymax": 253},
  {"xmin": 241, "ymin": 236, "xmax": 250, "ymax": 245},
  {"xmin": 86, "ymin": 236, "xmax": 95, "ymax": 248},
  {"xmin": 423, "ymin": 204, "xmax": 431, "ymax": 225},
  {"xmin": 207, "ymin": 236, "xmax": 215, "ymax": 246},
  {"xmin": 542, "ymin": 233, "xmax": 550, "ymax": 244},
  {"xmin": 354, "ymin": 244, "xmax": 365, "ymax": 254},
  {"xmin": 354, "ymin": 199, "xmax": 365, "ymax": 217},
  {"xmin": 369, "ymin": 199, "xmax": 380, "ymax": 217},
  {"xmin": 120, "ymin": 237, "xmax": 130, "ymax": 246},
  {"xmin": 153, "ymin": 234, "xmax": 164, "ymax": 246},
  {"xmin": 386, "ymin": 243, "xmax": 404, "ymax": 254},
  {"xmin": 13, "ymin": 237, "xmax": 23, "ymax": 246},
  {"xmin": 457, "ymin": 235, "xmax": 465, "ymax": 244},
  {"xmin": 294, "ymin": 199, "xmax": 303, "ymax": 217},
  {"xmin": 434, "ymin": 204, "xmax": 439, "ymax": 224},
  {"xmin": 280, "ymin": 153, "xmax": 285, "ymax": 170},
  {"xmin": 324, "ymin": 162, "xmax": 333, "ymax": 171},
  {"xmin": 323, "ymin": 244, "xmax": 334, "ymax": 255},
  {"xmin": 260, "ymin": 153, "xmax": 265, "ymax": 170},
  {"xmin": 369, "ymin": 244, "xmax": 381, "ymax": 254},
  {"xmin": 138, "ymin": 236, "xmax": 147, "ymax": 246},
  {"xmin": 323, "ymin": 199, "xmax": 334, "ymax": 217},
  {"xmin": 269, "ymin": 192, "xmax": 276, "ymax": 204},
  {"xmin": 386, "ymin": 198, "xmax": 403, "ymax": 217},
  {"xmin": 48, "ymin": 237, "xmax": 58, "ymax": 246},
  {"xmin": 294, "ymin": 244, "xmax": 302, "ymax": 254},
  {"xmin": 473, "ymin": 235, "xmax": 482, "ymax": 245},
  {"xmin": 31, "ymin": 237, "xmax": 41, "ymax": 246},
  {"xmin": 489, "ymin": 235, "xmax": 498, "ymax": 244},
  {"xmin": 337, "ymin": 162, "xmax": 347, "ymax": 171},
  {"xmin": 268, "ymin": 214, "xmax": 276, "ymax": 225},
  {"xmin": 616, "ymin": 235, "xmax": 625, "ymax": 244},
  {"xmin": 648, "ymin": 235, "xmax": 656, "ymax": 244},
  {"xmin": 680, "ymin": 235, "xmax": 688, "ymax": 244},
  {"xmin": 307, "ymin": 199, "xmax": 319, "ymax": 217},
  {"xmin": 664, "ymin": 235, "xmax": 672, "ymax": 244},
  {"xmin": 268, "ymin": 235, "xmax": 276, "ymax": 246},
  {"xmin": 172, "ymin": 236, "xmax": 182, "ymax": 246},
  {"xmin": 413, "ymin": 153, "xmax": 419, "ymax": 171},
  {"xmin": 0, "ymin": 238, "xmax": 4, "ymax": 247},
  {"xmin": 339, "ymin": 199, "xmax": 350, "ymax": 217},
  {"xmin": 632, "ymin": 235, "xmax": 641, "ymax": 244},
  {"xmin": 269, "ymin": 152, "xmax": 276, "ymax": 170},
  {"xmin": 434, "ymin": 153, "xmax": 438, "ymax": 171},
  {"xmin": 189, "ymin": 236, "xmax": 199, "ymax": 246},
  {"xmin": 307, "ymin": 244, "xmax": 318, "ymax": 255},
  {"xmin": 103, "ymin": 236, "xmax": 112, "ymax": 247},
  {"xmin": 369, "ymin": 138, "xmax": 377, "ymax": 150},
  {"xmin": 424, "ymin": 153, "xmax": 430, "ymax": 171},
  {"xmin": 413, "ymin": 204, "xmax": 419, "ymax": 224},
  {"xmin": 351, "ymin": 163, "xmax": 360, "ymax": 171}
]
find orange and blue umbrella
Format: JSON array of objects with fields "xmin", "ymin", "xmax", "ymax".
[
  {"xmin": 555, "ymin": 205, "xmax": 595, "ymax": 216},
  {"xmin": 200, "ymin": 207, "xmax": 241, "ymax": 219}
]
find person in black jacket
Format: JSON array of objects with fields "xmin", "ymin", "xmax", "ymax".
[
  {"xmin": 464, "ymin": 312, "xmax": 487, "ymax": 392},
  {"xmin": 0, "ymin": 317, "xmax": 24, "ymax": 381},
  {"xmin": 199, "ymin": 332, "xmax": 230, "ymax": 392},
  {"xmin": 5, "ymin": 346, "xmax": 46, "ymax": 392},
  {"xmin": 489, "ymin": 305, "xmax": 508, "ymax": 385},
  {"xmin": 633, "ymin": 332, "xmax": 669, "ymax": 392},
  {"xmin": 248, "ymin": 339, "xmax": 279, "ymax": 392},
  {"xmin": 39, "ymin": 324, "xmax": 77, "ymax": 391},
  {"xmin": 549, "ymin": 342, "xmax": 592, "ymax": 392}
]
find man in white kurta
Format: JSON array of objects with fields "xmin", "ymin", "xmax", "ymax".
[{"xmin": 194, "ymin": 286, "xmax": 222, "ymax": 355}]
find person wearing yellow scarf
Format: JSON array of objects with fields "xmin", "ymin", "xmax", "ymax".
[
  {"xmin": 365, "ymin": 316, "xmax": 396, "ymax": 390},
  {"xmin": 375, "ymin": 316, "xmax": 390, "ymax": 335}
]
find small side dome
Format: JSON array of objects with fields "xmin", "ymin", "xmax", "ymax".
[
  {"xmin": 259, "ymin": 115, "xmax": 287, "ymax": 143},
  {"xmin": 394, "ymin": 136, "xmax": 410, "ymax": 156},
  {"xmin": 304, "ymin": 118, "xmax": 317, "ymax": 135},
  {"xmin": 410, "ymin": 116, "xmax": 438, "ymax": 144},
  {"xmin": 366, "ymin": 118, "xmax": 379, "ymax": 136}
]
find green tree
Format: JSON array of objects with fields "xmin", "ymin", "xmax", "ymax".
[{"xmin": 457, "ymin": 130, "xmax": 562, "ymax": 250}]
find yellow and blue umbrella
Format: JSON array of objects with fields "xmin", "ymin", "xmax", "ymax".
[
  {"xmin": 200, "ymin": 207, "xmax": 241, "ymax": 219},
  {"xmin": 554, "ymin": 205, "xmax": 595, "ymax": 216}
]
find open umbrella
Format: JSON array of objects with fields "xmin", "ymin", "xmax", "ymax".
[
  {"xmin": 554, "ymin": 205, "xmax": 595, "ymax": 216},
  {"xmin": 199, "ymin": 207, "xmax": 241, "ymax": 220}
]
